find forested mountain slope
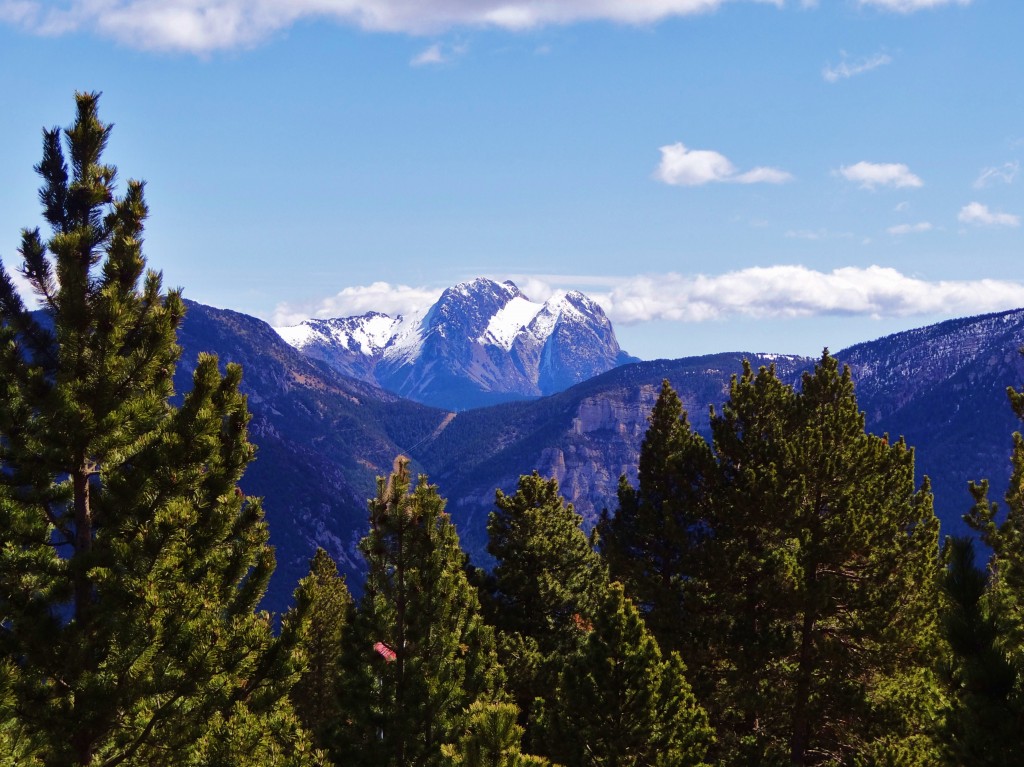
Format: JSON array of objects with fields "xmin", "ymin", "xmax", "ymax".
[{"xmin": 179, "ymin": 300, "xmax": 1024, "ymax": 604}]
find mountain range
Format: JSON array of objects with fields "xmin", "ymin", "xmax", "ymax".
[
  {"xmin": 274, "ymin": 278, "xmax": 636, "ymax": 410},
  {"xmin": 173, "ymin": 283, "xmax": 1024, "ymax": 610}
]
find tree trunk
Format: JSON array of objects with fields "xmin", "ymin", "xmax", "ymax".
[
  {"xmin": 73, "ymin": 466, "xmax": 93, "ymax": 623},
  {"xmin": 790, "ymin": 608, "xmax": 815, "ymax": 767}
]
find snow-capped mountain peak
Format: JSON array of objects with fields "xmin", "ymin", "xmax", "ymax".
[{"xmin": 274, "ymin": 278, "xmax": 634, "ymax": 409}]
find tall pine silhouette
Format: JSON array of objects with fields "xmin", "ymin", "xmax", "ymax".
[
  {"xmin": 0, "ymin": 93, "xmax": 315, "ymax": 766},
  {"xmin": 485, "ymin": 472, "xmax": 606, "ymax": 752},
  {"xmin": 600, "ymin": 380, "xmax": 716, "ymax": 676},
  {"xmin": 334, "ymin": 457, "xmax": 502, "ymax": 767},
  {"xmin": 708, "ymin": 353, "xmax": 943, "ymax": 766}
]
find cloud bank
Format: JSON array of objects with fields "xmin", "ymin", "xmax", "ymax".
[
  {"xmin": 274, "ymin": 267, "xmax": 1024, "ymax": 327},
  {"xmin": 273, "ymin": 281, "xmax": 442, "ymax": 326},
  {"xmin": 838, "ymin": 161, "xmax": 923, "ymax": 190},
  {"xmin": 590, "ymin": 267, "xmax": 1024, "ymax": 323},
  {"xmin": 655, "ymin": 142, "xmax": 793, "ymax": 187},
  {"xmin": 1, "ymin": 0, "xmax": 785, "ymax": 52}
]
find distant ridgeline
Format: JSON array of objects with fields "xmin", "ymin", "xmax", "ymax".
[
  {"xmin": 179, "ymin": 299, "xmax": 1024, "ymax": 611},
  {"xmin": 274, "ymin": 277, "xmax": 638, "ymax": 411}
]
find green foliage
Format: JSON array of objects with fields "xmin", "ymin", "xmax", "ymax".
[
  {"xmin": 288, "ymin": 548, "xmax": 352, "ymax": 752},
  {"xmin": 0, "ymin": 93, "xmax": 313, "ymax": 765},
  {"xmin": 334, "ymin": 457, "xmax": 503, "ymax": 767},
  {"xmin": 441, "ymin": 700, "xmax": 552, "ymax": 767},
  {"xmin": 704, "ymin": 352, "xmax": 943, "ymax": 766},
  {"xmin": 710, "ymin": 353, "xmax": 945, "ymax": 765},
  {"xmin": 603, "ymin": 354, "xmax": 945, "ymax": 766},
  {"xmin": 485, "ymin": 472, "xmax": 607, "ymax": 750},
  {"xmin": 954, "ymin": 369, "xmax": 1024, "ymax": 763},
  {"xmin": 545, "ymin": 582, "xmax": 713, "ymax": 767},
  {"xmin": 599, "ymin": 379, "xmax": 716, "ymax": 667},
  {"xmin": 967, "ymin": 378, "xmax": 1024, "ymax": 666},
  {"xmin": 488, "ymin": 472, "xmax": 606, "ymax": 653},
  {"xmin": 938, "ymin": 536, "xmax": 1019, "ymax": 766}
]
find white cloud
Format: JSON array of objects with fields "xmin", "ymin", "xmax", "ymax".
[
  {"xmin": 822, "ymin": 51, "xmax": 892, "ymax": 83},
  {"xmin": 887, "ymin": 221, "xmax": 932, "ymax": 235},
  {"xmin": 1, "ymin": 0, "xmax": 786, "ymax": 53},
  {"xmin": 0, "ymin": 0, "xmax": 37, "ymax": 24},
  {"xmin": 655, "ymin": 142, "xmax": 793, "ymax": 187},
  {"xmin": 272, "ymin": 281, "xmax": 442, "ymax": 326},
  {"xmin": 894, "ymin": 201, "xmax": 910, "ymax": 212},
  {"xmin": 278, "ymin": 267, "xmax": 1024, "ymax": 328},
  {"xmin": 588, "ymin": 266, "xmax": 1024, "ymax": 324},
  {"xmin": 838, "ymin": 161, "xmax": 923, "ymax": 190},
  {"xmin": 973, "ymin": 161, "xmax": 1019, "ymax": 189},
  {"xmin": 858, "ymin": 0, "xmax": 971, "ymax": 11},
  {"xmin": 958, "ymin": 202, "xmax": 1020, "ymax": 228}
]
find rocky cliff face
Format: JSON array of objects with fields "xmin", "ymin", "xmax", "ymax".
[
  {"xmin": 274, "ymin": 278, "xmax": 636, "ymax": 410},
  {"xmin": 418, "ymin": 354, "xmax": 811, "ymax": 557}
]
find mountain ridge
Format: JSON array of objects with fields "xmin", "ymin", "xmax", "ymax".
[
  {"xmin": 274, "ymin": 277, "xmax": 637, "ymax": 410},
  {"xmin": 175, "ymin": 299, "xmax": 1024, "ymax": 607}
]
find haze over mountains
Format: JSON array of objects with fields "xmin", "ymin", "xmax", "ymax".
[{"xmin": 174, "ymin": 282, "xmax": 1024, "ymax": 609}]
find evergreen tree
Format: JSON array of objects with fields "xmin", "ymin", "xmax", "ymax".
[
  {"xmin": 289, "ymin": 548, "xmax": 352, "ymax": 752},
  {"xmin": 488, "ymin": 472, "xmax": 606, "ymax": 653},
  {"xmin": 957, "ymin": 366, "xmax": 1024, "ymax": 762},
  {"xmin": 968, "ymin": 378, "xmax": 1024, "ymax": 671},
  {"xmin": 334, "ymin": 457, "xmax": 502, "ymax": 767},
  {"xmin": 938, "ymin": 535, "xmax": 1019, "ymax": 766},
  {"xmin": 441, "ymin": 701, "xmax": 551, "ymax": 767},
  {"xmin": 659, "ymin": 352, "xmax": 946, "ymax": 765},
  {"xmin": 704, "ymin": 353, "xmax": 942, "ymax": 766},
  {"xmin": 599, "ymin": 380, "xmax": 716, "ymax": 663},
  {"xmin": 0, "ymin": 93, "xmax": 314, "ymax": 765},
  {"xmin": 545, "ymin": 582, "xmax": 713, "ymax": 767},
  {"xmin": 485, "ymin": 473, "xmax": 606, "ymax": 748}
]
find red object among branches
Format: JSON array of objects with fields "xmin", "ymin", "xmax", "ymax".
[{"xmin": 373, "ymin": 641, "xmax": 397, "ymax": 662}]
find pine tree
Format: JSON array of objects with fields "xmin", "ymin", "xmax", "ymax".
[
  {"xmin": 545, "ymin": 582, "xmax": 713, "ymax": 767},
  {"xmin": 938, "ymin": 535, "xmax": 1019, "ymax": 766},
  {"xmin": 0, "ymin": 93, "xmax": 315, "ymax": 765},
  {"xmin": 956, "ymin": 366, "xmax": 1024, "ymax": 762},
  {"xmin": 334, "ymin": 457, "xmax": 503, "ymax": 767},
  {"xmin": 599, "ymin": 380, "xmax": 716, "ymax": 664},
  {"xmin": 969, "ymin": 378, "xmax": 1024, "ymax": 670},
  {"xmin": 289, "ymin": 548, "xmax": 352, "ymax": 752},
  {"xmin": 441, "ymin": 701, "xmax": 551, "ymax": 767},
  {"xmin": 485, "ymin": 472, "xmax": 607, "ymax": 748},
  {"xmin": 704, "ymin": 353, "xmax": 943, "ymax": 766},
  {"xmin": 488, "ymin": 472, "xmax": 606, "ymax": 653}
]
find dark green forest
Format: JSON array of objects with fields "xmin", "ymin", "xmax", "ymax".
[{"xmin": 1, "ymin": 95, "xmax": 1022, "ymax": 766}]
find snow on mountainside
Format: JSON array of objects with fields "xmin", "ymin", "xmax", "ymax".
[{"xmin": 274, "ymin": 278, "xmax": 637, "ymax": 410}]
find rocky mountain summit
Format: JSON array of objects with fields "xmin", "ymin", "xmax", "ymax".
[{"xmin": 274, "ymin": 278, "xmax": 637, "ymax": 410}]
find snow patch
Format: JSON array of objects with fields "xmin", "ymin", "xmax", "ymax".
[
  {"xmin": 274, "ymin": 323, "xmax": 317, "ymax": 347},
  {"xmin": 348, "ymin": 314, "xmax": 401, "ymax": 355},
  {"xmin": 383, "ymin": 308, "xmax": 430, "ymax": 364},
  {"xmin": 480, "ymin": 296, "xmax": 545, "ymax": 350}
]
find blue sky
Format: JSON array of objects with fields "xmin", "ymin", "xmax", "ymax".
[{"xmin": 0, "ymin": 0, "xmax": 1021, "ymax": 360}]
